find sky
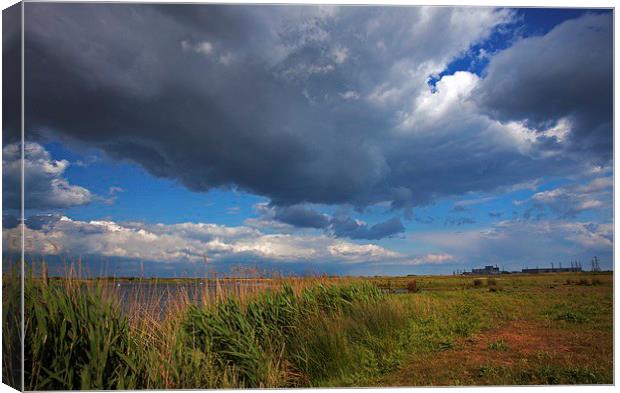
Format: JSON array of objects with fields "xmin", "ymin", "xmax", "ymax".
[{"xmin": 2, "ymin": 4, "xmax": 614, "ymax": 277}]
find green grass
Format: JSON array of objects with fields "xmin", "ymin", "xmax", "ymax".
[
  {"xmin": 2, "ymin": 260, "xmax": 21, "ymax": 390},
  {"xmin": 3, "ymin": 269, "xmax": 613, "ymax": 389},
  {"xmin": 379, "ymin": 273, "xmax": 613, "ymax": 386},
  {"xmin": 24, "ymin": 279, "xmax": 138, "ymax": 389},
  {"xmin": 15, "ymin": 271, "xmax": 405, "ymax": 389}
]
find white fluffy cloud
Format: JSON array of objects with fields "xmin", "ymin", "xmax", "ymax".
[
  {"xmin": 3, "ymin": 142, "xmax": 93, "ymax": 210},
  {"xmin": 8, "ymin": 215, "xmax": 404, "ymax": 266}
]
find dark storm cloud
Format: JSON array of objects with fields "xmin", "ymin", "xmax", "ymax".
[
  {"xmin": 21, "ymin": 4, "xmax": 612, "ymax": 212},
  {"xmin": 2, "ymin": 3, "xmax": 21, "ymax": 144},
  {"xmin": 3, "ymin": 3, "xmax": 22, "ymax": 219},
  {"xmin": 24, "ymin": 214, "xmax": 62, "ymax": 230},
  {"xmin": 24, "ymin": 4, "xmax": 384, "ymax": 206},
  {"xmin": 476, "ymin": 13, "xmax": 613, "ymax": 159},
  {"xmin": 273, "ymin": 205, "xmax": 330, "ymax": 229},
  {"xmin": 330, "ymin": 216, "xmax": 405, "ymax": 240},
  {"xmin": 2, "ymin": 215, "xmax": 19, "ymax": 229},
  {"xmin": 264, "ymin": 204, "xmax": 404, "ymax": 240}
]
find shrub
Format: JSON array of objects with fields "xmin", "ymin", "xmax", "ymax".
[
  {"xmin": 473, "ymin": 279, "xmax": 483, "ymax": 287},
  {"xmin": 406, "ymin": 280, "xmax": 418, "ymax": 293}
]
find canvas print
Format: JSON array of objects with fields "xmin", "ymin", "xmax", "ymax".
[{"xmin": 1, "ymin": 2, "xmax": 614, "ymax": 390}]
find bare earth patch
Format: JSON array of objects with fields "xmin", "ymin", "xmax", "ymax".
[{"xmin": 381, "ymin": 319, "xmax": 612, "ymax": 386}]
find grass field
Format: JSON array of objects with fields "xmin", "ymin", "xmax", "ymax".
[
  {"xmin": 371, "ymin": 273, "xmax": 613, "ymax": 386},
  {"xmin": 2, "ymin": 267, "xmax": 613, "ymax": 389}
]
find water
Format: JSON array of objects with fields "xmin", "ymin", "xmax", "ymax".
[{"xmin": 110, "ymin": 280, "xmax": 273, "ymax": 316}]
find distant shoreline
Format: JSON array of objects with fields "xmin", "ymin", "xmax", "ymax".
[{"xmin": 19, "ymin": 270, "xmax": 613, "ymax": 283}]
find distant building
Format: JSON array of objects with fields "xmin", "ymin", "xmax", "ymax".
[{"xmin": 470, "ymin": 265, "xmax": 500, "ymax": 275}]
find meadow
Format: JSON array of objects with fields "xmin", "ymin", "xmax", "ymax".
[{"xmin": 2, "ymin": 266, "xmax": 613, "ymax": 389}]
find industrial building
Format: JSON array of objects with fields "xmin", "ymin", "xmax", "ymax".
[
  {"xmin": 470, "ymin": 265, "xmax": 500, "ymax": 275},
  {"xmin": 460, "ymin": 261, "xmax": 585, "ymax": 276}
]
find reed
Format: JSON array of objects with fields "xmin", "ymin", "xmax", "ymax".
[
  {"xmin": 4, "ymin": 264, "xmax": 613, "ymax": 388},
  {"xmin": 2, "ymin": 260, "xmax": 21, "ymax": 389},
  {"xmin": 15, "ymin": 263, "xmax": 396, "ymax": 390}
]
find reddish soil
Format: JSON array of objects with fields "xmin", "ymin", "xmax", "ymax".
[{"xmin": 382, "ymin": 320, "xmax": 612, "ymax": 386}]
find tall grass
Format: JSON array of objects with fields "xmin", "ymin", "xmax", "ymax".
[
  {"xmin": 24, "ymin": 275, "xmax": 139, "ymax": 389},
  {"xmin": 2, "ymin": 260, "xmax": 22, "ymax": 390},
  {"xmin": 17, "ymin": 266, "xmax": 402, "ymax": 390},
  {"xmin": 11, "ymin": 267, "xmax": 611, "ymax": 389}
]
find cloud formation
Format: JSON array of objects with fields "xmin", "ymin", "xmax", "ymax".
[
  {"xmin": 272, "ymin": 205, "xmax": 330, "ymax": 229},
  {"xmin": 330, "ymin": 216, "xmax": 405, "ymax": 240},
  {"xmin": 256, "ymin": 204, "xmax": 405, "ymax": 240},
  {"xmin": 21, "ymin": 5, "xmax": 610, "ymax": 213},
  {"xmin": 515, "ymin": 175, "xmax": 612, "ymax": 218},
  {"xmin": 5, "ymin": 214, "xmax": 406, "ymax": 266},
  {"xmin": 8, "ymin": 6, "xmax": 612, "ymax": 274},
  {"xmin": 476, "ymin": 13, "xmax": 613, "ymax": 158},
  {"xmin": 3, "ymin": 142, "xmax": 93, "ymax": 210}
]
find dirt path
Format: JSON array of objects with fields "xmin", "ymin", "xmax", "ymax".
[{"xmin": 380, "ymin": 319, "xmax": 612, "ymax": 386}]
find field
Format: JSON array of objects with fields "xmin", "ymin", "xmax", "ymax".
[
  {"xmin": 370, "ymin": 273, "xmax": 613, "ymax": 386},
  {"xmin": 2, "ymin": 268, "xmax": 613, "ymax": 389}
]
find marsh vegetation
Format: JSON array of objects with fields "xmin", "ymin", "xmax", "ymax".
[{"xmin": 2, "ymin": 264, "xmax": 613, "ymax": 389}]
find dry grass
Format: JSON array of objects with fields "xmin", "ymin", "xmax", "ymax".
[
  {"xmin": 12, "ymin": 262, "xmax": 397, "ymax": 389},
  {"xmin": 4, "ymin": 262, "xmax": 613, "ymax": 389}
]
